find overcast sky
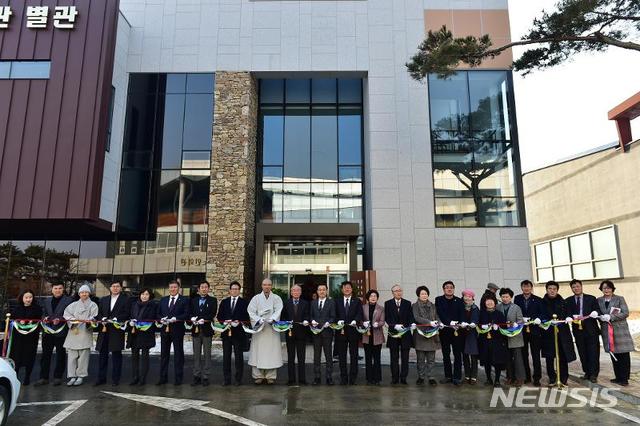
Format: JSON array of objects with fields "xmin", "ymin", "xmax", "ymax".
[{"xmin": 508, "ymin": 0, "xmax": 640, "ymax": 172}]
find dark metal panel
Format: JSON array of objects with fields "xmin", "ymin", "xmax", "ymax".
[{"xmin": 0, "ymin": 0, "xmax": 24, "ymax": 58}]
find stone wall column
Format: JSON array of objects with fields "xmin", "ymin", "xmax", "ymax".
[{"xmin": 207, "ymin": 72, "xmax": 258, "ymax": 300}]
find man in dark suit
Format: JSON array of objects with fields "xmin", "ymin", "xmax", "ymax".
[
  {"xmin": 216, "ymin": 281, "xmax": 250, "ymax": 386},
  {"xmin": 36, "ymin": 282, "xmax": 73, "ymax": 386},
  {"xmin": 95, "ymin": 281, "xmax": 129, "ymax": 386},
  {"xmin": 190, "ymin": 280, "xmax": 217, "ymax": 386},
  {"xmin": 435, "ymin": 280, "xmax": 465, "ymax": 385},
  {"xmin": 567, "ymin": 279, "xmax": 601, "ymax": 383},
  {"xmin": 157, "ymin": 280, "xmax": 190, "ymax": 385},
  {"xmin": 335, "ymin": 281, "xmax": 363, "ymax": 385},
  {"xmin": 514, "ymin": 279, "xmax": 545, "ymax": 386},
  {"xmin": 385, "ymin": 284, "xmax": 414, "ymax": 385},
  {"xmin": 310, "ymin": 283, "xmax": 336, "ymax": 385},
  {"xmin": 280, "ymin": 284, "xmax": 310, "ymax": 386}
]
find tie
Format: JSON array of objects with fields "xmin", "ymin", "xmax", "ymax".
[
  {"xmin": 396, "ymin": 300, "xmax": 400, "ymax": 312},
  {"xmin": 345, "ymin": 298, "xmax": 350, "ymax": 312},
  {"xmin": 231, "ymin": 297, "xmax": 236, "ymax": 313},
  {"xmin": 294, "ymin": 299, "xmax": 298, "ymax": 315},
  {"xmin": 199, "ymin": 298, "xmax": 205, "ymax": 308},
  {"xmin": 319, "ymin": 300, "xmax": 323, "ymax": 312},
  {"xmin": 169, "ymin": 297, "xmax": 175, "ymax": 311}
]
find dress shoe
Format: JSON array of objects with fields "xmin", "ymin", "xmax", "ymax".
[
  {"xmin": 493, "ymin": 381, "xmax": 501, "ymax": 387},
  {"xmin": 428, "ymin": 379, "xmax": 438, "ymax": 386},
  {"xmin": 192, "ymin": 377, "xmax": 202, "ymax": 386},
  {"xmin": 589, "ymin": 377, "xmax": 598, "ymax": 384},
  {"xmin": 610, "ymin": 378, "xmax": 620, "ymax": 383},
  {"xmin": 112, "ymin": 381, "xmax": 119, "ymax": 386},
  {"xmin": 416, "ymin": 378, "xmax": 425, "ymax": 385},
  {"xmin": 312, "ymin": 378, "xmax": 321, "ymax": 385},
  {"xmin": 400, "ymin": 379, "xmax": 408, "ymax": 385},
  {"xmin": 266, "ymin": 379, "xmax": 275, "ymax": 385},
  {"xmin": 52, "ymin": 379, "xmax": 62, "ymax": 386},
  {"xmin": 174, "ymin": 380, "xmax": 182, "ymax": 386},
  {"xmin": 452, "ymin": 379, "xmax": 462, "ymax": 386},
  {"xmin": 439, "ymin": 378, "xmax": 452, "ymax": 384},
  {"xmin": 35, "ymin": 379, "xmax": 48, "ymax": 386},
  {"xmin": 156, "ymin": 379, "xmax": 168, "ymax": 386},
  {"xmin": 580, "ymin": 374, "xmax": 589, "ymax": 380},
  {"xmin": 469, "ymin": 378, "xmax": 477, "ymax": 385},
  {"xmin": 223, "ymin": 381, "xmax": 231, "ymax": 387},
  {"xmin": 619, "ymin": 381, "xmax": 629, "ymax": 386},
  {"xmin": 202, "ymin": 379, "xmax": 210, "ymax": 386}
]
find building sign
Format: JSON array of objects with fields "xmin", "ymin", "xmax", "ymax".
[{"xmin": 0, "ymin": 5, "xmax": 78, "ymax": 30}]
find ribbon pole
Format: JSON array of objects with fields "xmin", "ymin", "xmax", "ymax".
[
  {"xmin": 1, "ymin": 313, "xmax": 10, "ymax": 357},
  {"xmin": 552, "ymin": 314, "xmax": 563, "ymax": 389}
]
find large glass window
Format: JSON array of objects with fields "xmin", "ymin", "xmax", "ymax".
[
  {"xmin": 429, "ymin": 71, "xmax": 523, "ymax": 227},
  {"xmin": 533, "ymin": 226, "xmax": 621, "ymax": 282}
]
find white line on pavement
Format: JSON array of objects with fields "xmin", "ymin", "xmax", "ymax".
[{"xmin": 16, "ymin": 400, "xmax": 88, "ymax": 426}]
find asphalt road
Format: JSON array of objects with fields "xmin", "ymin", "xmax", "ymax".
[{"xmin": 9, "ymin": 354, "xmax": 640, "ymax": 425}]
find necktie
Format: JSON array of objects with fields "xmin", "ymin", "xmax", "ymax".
[
  {"xmin": 231, "ymin": 297, "xmax": 236, "ymax": 313},
  {"xmin": 294, "ymin": 299, "xmax": 298, "ymax": 315},
  {"xmin": 199, "ymin": 298, "xmax": 205, "ymax": 308},
  {"xmin": 319, "ymin": 300, "xmax": 323, "ymax": 311},
  {"xmin": 396, "ymin": 300, "xmax": 400, "ymax": 313},
  {"xmin": 345, "ymin": 298, "xmax": 350, "ymax": 311},
  {"xmin": 169, "ymin": 296, "xmax": 175, "ymax": 311}
]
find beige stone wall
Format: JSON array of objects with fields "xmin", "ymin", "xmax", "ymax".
[
  {"xmin": 523, "ymin": 142, "xmax": 640, "ymax": 311},
  {"xmin": 207, "ymin": 72, "xmax": 258, "ymax": 301}
]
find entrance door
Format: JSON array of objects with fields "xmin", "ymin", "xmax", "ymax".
[{"xmin": 292, "ymin": 274, "xmax": 326, "ymax": 301}]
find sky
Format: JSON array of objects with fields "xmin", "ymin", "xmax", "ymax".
[{"xmin": 507, "ymin": 0, "xmax": 640, "ymax": 172}]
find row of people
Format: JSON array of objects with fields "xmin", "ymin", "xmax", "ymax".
[{"xmin": 7, "ymin": 277, "xmax": 633, "ymax": 388}]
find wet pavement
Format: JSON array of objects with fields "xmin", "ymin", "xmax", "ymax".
[{"xmin": 8, "ymin": 350, "xmax": 640, "ymax": 426}]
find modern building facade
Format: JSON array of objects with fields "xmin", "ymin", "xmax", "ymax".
[
  {"xmin": 523, "ymin": 93, "xmax": 640, "ymax": 311},
  {"xmin": 0, "ymin": 0, "xmax": 531, "ymax": 303}
]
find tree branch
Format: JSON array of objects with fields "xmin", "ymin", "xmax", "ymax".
[{"xmin": 485, "ymin": 35, "xmax": 640, "ymax": 57}]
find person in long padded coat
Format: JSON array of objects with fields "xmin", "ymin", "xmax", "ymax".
[
  {"xmin": 10, "ymin": 289, "xmax": 43, "ymax": 385},
  {"xmin": 128, "ymin": 288, "xmax": 157, "ymax": 386},
  {"xmin": 95, "ymin": 281, "xmax": 129, "ymax": 386},
  {"xmin": 478, "ymin": 294, "xmax": 509, "ymax": 387},
  {"xmin": 63, "ymin": 284, "xmax": 99, "ymax": 386},
  {"xmin": 362, "ymin": 289, "xmax": 385, "ymax": 385},
  {"xmin": 497, "ymin": 287, "xmax": 525, "ymax": 386},
  {"xmin": 597, "ymin": 280, "xmax": 635, "ymax": 386},
  {"xmin": 460, "ymin": 289, "xmax": 480, "ymax": 385},
  {"xmin": 541, "ymin": 280, "xmax": 576, "ymax": 387},
  {"xmin": 412, "ymin": 286, "xmax": 440, "ymax": 386}
]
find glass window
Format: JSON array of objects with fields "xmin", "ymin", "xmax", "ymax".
[
  {"xmin": 535, "ymin": 243, "xmax": 552, "ymax": 268},
  {"xmin": 0, "ymin": 62, "xmax": 10, "ymax": 78},
  {"xmin": 338, "ymin": 79, "xmax": 362, "ymax": 104},
  {"xmin": 122, "ymin": 93, "xmax": 159, "ymax": 168},
  {"xmin": 551, "ymin": 239, "xmax": 570, "ymax": 264},
  {"xmin": 468, "ymin": 71, "xmax": 511, "ymax": 141},
  {"xmin": 261, "ymin": 107, "xmax": 284, "ymax": 166},
  {"xmin": 339, "ymin": 166, "xmax": 362, "ymax": 182},
  {"xmin": 186, "ymin": 73, "xmax": 215, "ymax": 93},
  {"xmin": 338, "ymin": 106, "xmax": 362, "ymax": 165},
  {"xmin": 591, "ymin": 227, "xmax": 617, "ymax": 259},
  {"xmin": 284, "ymin": 106, "xmax": 311, "ymax": 181},
  {"xmin": 283, "ymin": 182, "xmax": 310, "ymax": 222},
  {"xmin": 161, "ymin": 94, "xmax": 186, "ymax": 169},
  {"xmin": 428, "ymin": 72, "xmax": 469, "ymax": 141},
  {"xmin": 285, "ymin": 79, "xmax": 310, "ymax": 103},
  {"xmin": 553, "ymin": 265, "xmax": 572, "ymax": 282},
  {"xmin": 311, "ymin": 182, "xmax": 338, "ymax": 222},
  {"xmin": 261, "ymin": 182, "xmax": 282, "ymax": 223},
  {"xmin": 9, "ymin": 61, "xmax": 50, "ymax": 79},
  {"xmin": 181, "ymin": 174, "xmax": 209, "ymax": 233},
  {"xmin": 128, "ymin": 73, "xmax": 161, "ymax": 94},
  {"xmin": 569, "ymin": 233, "xmax": 591, "ymax": 262},
  {"xmin": 183, "ymin": 94, "xmax": 214, "ymax": 151},
  {"xmin": 572, "ymin": 263, "xmax": 594, "ymax": 280},
  {"xmin": 166, "ymin": 74, "xmax": 186, "ymax": 93},
  {"xmin": 117, "ymin": 169, "xmax": 153, "ymax": 235},
  {"xmin": 537, "ymin": 268, "xmax": 553, "ymax": 283},
  {"xmin": 595, "ymin": 260, "xmax": 620, "ymax": 278},
  {"xmin": 260, "ymin": 79, "xmax": 284, "ymax": 104},
  {"xmin": 311, "ymin": 106, "xmax": 338, "ymax": 182},
  {"xmin": 263, "ymin": 166, "xmax": 283, "ymax": 182},
  {"xmin": 157, "ymin": 170, "xmax": 181, "ymax": 232},
  {"xmin": 312, "ymin": 79, "xmax": 337, "ymax": 103},
  {"xmin": 181, "ymin": 151, "xmax": 210, "ymax": 169}
]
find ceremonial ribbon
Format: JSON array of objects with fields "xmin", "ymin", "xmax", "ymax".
[
  {"xmin": 11, "ymin": 321, "xmax": 40, "ymax": 335},
  {"xmin": 498, "ymin": 323, "xmax": 524, "ymax": 338},
  {"xmin": 415, "ymin": 326, "xmax": 439, "ymax": 339},
  {"xmin": 243, "ymin": 321, "xmax": 266, "ymax": 334},
  {"xmin": 271, "ymin": 321, "xmax": 293, "ymax": 333}
]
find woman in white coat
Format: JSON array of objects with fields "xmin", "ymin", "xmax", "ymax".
[{"xmin": 63, "ymin": 284, "xmax": 98, "ymax": 386}]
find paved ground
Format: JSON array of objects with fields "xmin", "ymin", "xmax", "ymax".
[{"xmin": 8, "ymin": 346, "xmax": 640, "ymax": 426}]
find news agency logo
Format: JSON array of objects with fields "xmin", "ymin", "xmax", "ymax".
[{"xmin": 490, "ymin": 387, "xmax": 618, "ymax": 408}]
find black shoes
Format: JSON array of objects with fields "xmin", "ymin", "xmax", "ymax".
[
  {"xmin": 416, "ymin": 378, "xmax": 425, "ymax": 385},
  {"xmin": 400, "ymin": 379, "xmax": 408, "ymax": 385},
  {"xmin": 428, "ymin": 379, "xmax": 438, "ymax": 386},
  {"xmin": 440, "ymin": 377, "xmax": 452, "ymax": 384},
  {"xmin": 202, "ymin": 378, "xmax": 210, "ymax": 386},
  {"xmin": 93, "ymin": 380, "xmax": 106, "ymax": 387},
  {"xmin": 129, "ymin": 378, "xmax": 139, "ymax": 386},
  {"xmin": 191, "ymin": 377, "xmax": 202, "ymax": 386},
  {"xmin": 156, "ymin": 379, "xmax": 167, "ymax": 386},
  {"xmin": 174, "ymin": 380, "xmax": 182, "ymax": 386}
]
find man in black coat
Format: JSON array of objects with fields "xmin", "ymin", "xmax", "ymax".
[
  {"xmin": 216, "ymin": 281, "xmax": 250, "ymax": 386},
  {"xmin": 566, "ymin": 279, "xmax": 601, "ymax": 383},
  {"xmin": 95, "ymin": 281, "xmax": 129, "ymax": 386},
  {"xmin": 280, "ymin": 284, "xmax": 310, "ymax": 386},
  {"xmin": 435, "ymin": 281, "xmax": 465, "ymax": 385},
  {"xmin": 310, "ymin": 283, "xmax": 336, "ymax": 385},
  {"xmin": 334, "ymin": 281, "xmax": 364, "ymax": 385},
  {"xmin": 514, "ymin": 279, "xmax": 545, "ymax": 386},
  {"xmin": 36, "ymin": 282, "xmax": 73, "ymax": 386},
  {"xmin": 189, "ymin": 280, "xmax": 218, "ymax": 386},
  {"xmin": 157, "ymin": 280, "xmax": 191, "ymax": 385},
  {"xmin": 541, "ymin": 281, "xmax": 577, "ymax": 386},
  {"xmin": 385, "ymin": 285, "xmax": 414, "ymax": 385}
]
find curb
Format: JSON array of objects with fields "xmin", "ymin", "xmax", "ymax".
[{"xmin": 569, "ymin": 373, "xmax": 640, "ymax": 406}]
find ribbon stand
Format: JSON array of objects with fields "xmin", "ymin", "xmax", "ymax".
[
  {"xmin": 1, "ymin": 313, "xmax": 10, "ymax": 357},
  {"xmin": 552, "ymin": 314, "xmax": 563, "ymax": 389}
]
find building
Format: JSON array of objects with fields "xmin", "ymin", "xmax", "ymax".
[
  {"xmin": 0, "ymin": 0, "xmax": 530, "ymax": 303},
  {"xmin": 523, "ymin": 92, "xmax": 640, "ymax": 311}
]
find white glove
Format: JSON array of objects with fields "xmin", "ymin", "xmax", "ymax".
[
  {"xmin": 161, "ymin": 316, "xmax": 168, "ymax": 323},
  {"xmin": 231, "ymin": 321, "xmax": 239, "ymax": 327},
  {"xmin": 303, "ymin": 320, "xmax": 309, "ymax": 326},
  {"xmin": 430, "ymin": 321, "xmax": 438, "ymax": 327},
  {"xmin": 363, "ymin": 321, "xmax": 370, "ymax": 327},
  {"xmin": 338, "ymin": 320, "xmax": 345, "ymax": 326},
  {"xmin": 565, "ymin": 317, "xmax": 573, "ymax": 324},
  {"xmin": 492, "ymin": 324, "xmax": 499, "ymax": 330},
  {"xmin": 469, "ymin": 322, "xmax": 476, "ymax": 328},
  {"xmin": 573, "ymin": 315, "xmax": 580, "ymax": 319},
  {"xmin": 170, "ymin": 317, "xmax": 177, "ymax": 323},
  {"xmin": 394, "ymin": 324, "xmax": 403, "ymax": 331},
  {"xmin": 130, "ymin": 319, "xmax": 137, "ymax": 323},
  {"xmin": 373, "ymin": 322, "xmax": 379, "ymax": 328},
  {"xmin": 197, "ymin": 319, "xmax": 205, "ymax": 325},
  {"xmin": 589, "ymin": 311, "xmax": 598, "ymax": 318},
  {"xmin": 482, "ymin": 324, "xmax": 489, "ymax": 330},
  {"xmin": 267, "ymin": 318, "xmax": 274, "ymax": 324},
  {"xmin": 461, "ymin": 322, "xmax": 468, "ymax": 328},
  {"xmin": 601, "ymin": 314, "xmax": 611, "ymax": 322},
  {"xmin": 410, "ymin": 323, "xmax": 417, "ymax": 330},
  {"xmin": 191, "ymin": 316, "xmax": 198, "ymax": 322},
  {"xmin": 523, "ymin": 317, "xmax": 530, "ymax": 322},
  {"xmin": 450, "ymin": 321, "xmax": 458, "ymax": 326},
  {"xmin": 350, "ymin": 320, "xmax": 356, "ymax": 326},
  {"xmin": 311, "ymin": 320, "xmax": 318, "ymax": 327},
  {"xmin": 323, "ymin": 322, "xmax": 330, "ymax": 328},
  {"xmin": 534, "ymin": 318, "xmax": 542, "ymax": 325},
  {"xmin": 101, "ymin": 317, "xmax": 107, "ymax": 322},
  {"xmin": 112, "ymin": 317, "xmax": 117, "ymax": 322}
]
